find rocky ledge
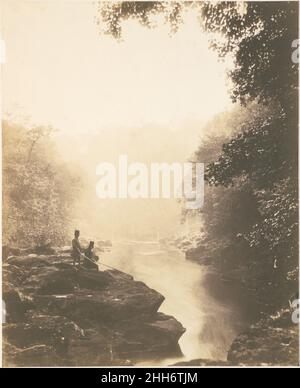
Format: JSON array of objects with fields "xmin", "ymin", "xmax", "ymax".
[
  {"xmin": 3, "ymin": 248, "xmax": 185, "ymax": 366},
  {"xmin": 173, "ymin": 307, "xmax": 299, "ymax": 366},
  {"xmin": 227, "ymin": 308, "xmax": 299, "ymax": 366}
]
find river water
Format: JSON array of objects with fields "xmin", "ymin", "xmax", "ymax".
[{"xmin": 101, "ymin": 241, "xmax": 257, "ymax": 365}]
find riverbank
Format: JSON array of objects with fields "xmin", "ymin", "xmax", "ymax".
[
  {"xmin": 3, "ymin": 242, "xmax": 298, "ymax": 366},
  {"xmin": 169, "ymin": 236, "xmax": 299, "ymax": 366},
  {"xmin": 2, "ymin": 247, "xmax": 185, "ymax": 366},
  {"xmin": 173, "ymin": 306, "xmax": 299, "ymax": 366}
]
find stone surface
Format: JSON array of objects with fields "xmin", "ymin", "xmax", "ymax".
[
  {"xmin": 227, "ymin": 309, "xmax": 299, "ymax": 366},
  {"xmin": 172, "ymin": 359, "xmax": 229, "ymax": 366},
  {"xmin": 2, "ymin": 248, "xmax": 185, "ymax": 366}
]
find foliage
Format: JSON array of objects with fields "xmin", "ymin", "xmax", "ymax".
[
  {"xmin": 96, "ymin": 1, "xmax": 187, "ymax": 39},
  {"xmin": 206, "ymin": 108, "xmax": 295, "ymax": 189},
  {"xmin": 245, "ymin": 177, "xmax": 298, "ymax": 269},
  {"xmin": 202, "ymin": 2, "xmax": 298, "ymax": 278},
  {"xmin": 2, "ymin": 121, "xmax": 82, "ymax": 247},
  {"xmin": 97, "ymin": 2, "xmax": 298, "ymax": 293},
  {"xmin": 192, "ymin": 106, "xmax": 262, "ymax": 243},
  {"xmin": 97, "ymin": 2, "xmax": 298, "ymax": 108},
  {"xmin": 201, "ymin": 1, "xmax": 298, "ymax": 109}
]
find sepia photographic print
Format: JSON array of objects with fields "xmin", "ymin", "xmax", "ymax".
[{"xmin": 0, "ymin": 0, "xmax": 299, "ymax": 370}]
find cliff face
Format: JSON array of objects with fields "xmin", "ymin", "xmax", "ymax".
[
  {"xmin": 3, "ymin": 248, "xmax": 185, "ymax": 366},
  {"xmin": 172, "ymin": 308, "xmax": 299, "ymax": 366},
  {"xmin": 227, "ymin": 308, "xmax": 299, "ymax": 366}
]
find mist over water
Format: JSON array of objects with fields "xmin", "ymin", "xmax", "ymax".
[{"xmin": 101, "ymin": 241, "xmax": 249, "ymax": 365}]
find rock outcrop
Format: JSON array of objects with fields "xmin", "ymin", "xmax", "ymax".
[
  {"xmin": 172, "ymin": 307, "xmax": 299, "ymax": 367},
  {"xmin": 172, "ymin": 359, "xmax": 229, "ymax": 366},
  {"xmin": 159, "ymin": 232, "xmax": 205, "ymax": 254},
  {"xmin": 227, "ymin": 308, "xmax": 299, "ymax": 366},
  {"xmin": 3, "ymin": 248, "xmax": 185, "ymax": 367}
]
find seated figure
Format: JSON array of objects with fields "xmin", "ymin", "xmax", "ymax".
[{"xmin": 83, "ymin": 241, "xmax": 99, "ymax": 270}]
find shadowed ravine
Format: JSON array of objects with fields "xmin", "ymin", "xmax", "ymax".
[{"xmin": 102, "ymin": 241, "xmax": 253, "ymax": 365}]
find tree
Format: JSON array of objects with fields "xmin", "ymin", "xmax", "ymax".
[
  {"xmin": 98, "ymin": 1, "xmax": 299, "ymax": 300},
  {"xmin": 2, "ymin": 121, "xmax": 82, "ymax": 247},
  {"xmin": 97, "ymin": 1, "xmax": 186, "ymax": 39},
  {"xmin": 97, "ymin": 1, "xmax": 297, "ymax": 107}
]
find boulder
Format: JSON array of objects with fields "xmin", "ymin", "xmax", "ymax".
[
  {"xmin": 2, "ymin": 245, "xmax": 56, "ymax": 261},
  {"xmin": 55, "ymin": 246, "xmax": 72, "ymax": 254},
  {"xmin": 2, "ymin": 246, "xmax": 21, "ymax": 261},
  {"xmin": 185, "ymin": 246, "xmax": 213, "ymax": 265},
  {"xmin": 3, "ymin": 263, "xmax": 28, "ymax": 286},
  {"xmin": 3, "ymin": 286, "xmax": 34, "ymax": 323},
  {"xmin": 3, "ymin": 342, "xmax": 62, "ymax": 367},
  {"xmin": 227, "ymin": 309, "xmax": 299, "ymax": 366},
  {"xmin": 145, "ymin": 313, "xmax": 186, "ymax": 346},
  {"xmin": 2, "ymin": 249, "xmax": 184, "ymax": 366},
  {"xmin": 172, "ymin": 359, "xmax": 229, "ymax": 366},
  {"xmin": 6, "ymin": 255, "xmax": 52, "ymax": 268},
  {"xmin": 22, "ymin": 265, "xmax": 78, "ymax": 295},
  {"xmin": 3, "ymin": 314, "xmax": 85, "ymax": 348},
  {"xmin": 32, "ymin": 273, "xmax": 164, "ymax": 322}
]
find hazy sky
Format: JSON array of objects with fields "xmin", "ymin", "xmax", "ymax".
[
  {"xmin": 1, "ymin": 0, "xmax": 233, "ymax": 239},
  {"xmin": 1, "ymin": 0, "xmax": 232, "ymax": 133}
]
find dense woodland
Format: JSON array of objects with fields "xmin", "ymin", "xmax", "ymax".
[
  {"xmin": 98, "ymin": 1, "xmax": 299, "ymax": 308},
  {"xmin": 2, "ymin": 121, "xmax": 82, "ymax": 247}
]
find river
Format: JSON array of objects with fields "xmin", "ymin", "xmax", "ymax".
[{"xmin": 101, "ymin": 240, "xmax": 257, "ymax": 365}]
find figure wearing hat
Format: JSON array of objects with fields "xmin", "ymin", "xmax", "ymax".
[{"xmin": 72, "ymin": 230, "xmax": 82, "ymax": 267}]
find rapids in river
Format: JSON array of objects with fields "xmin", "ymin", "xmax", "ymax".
[{"xmin": 101, "ymin": 240, "xmax": 258, "ymax": 365}]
